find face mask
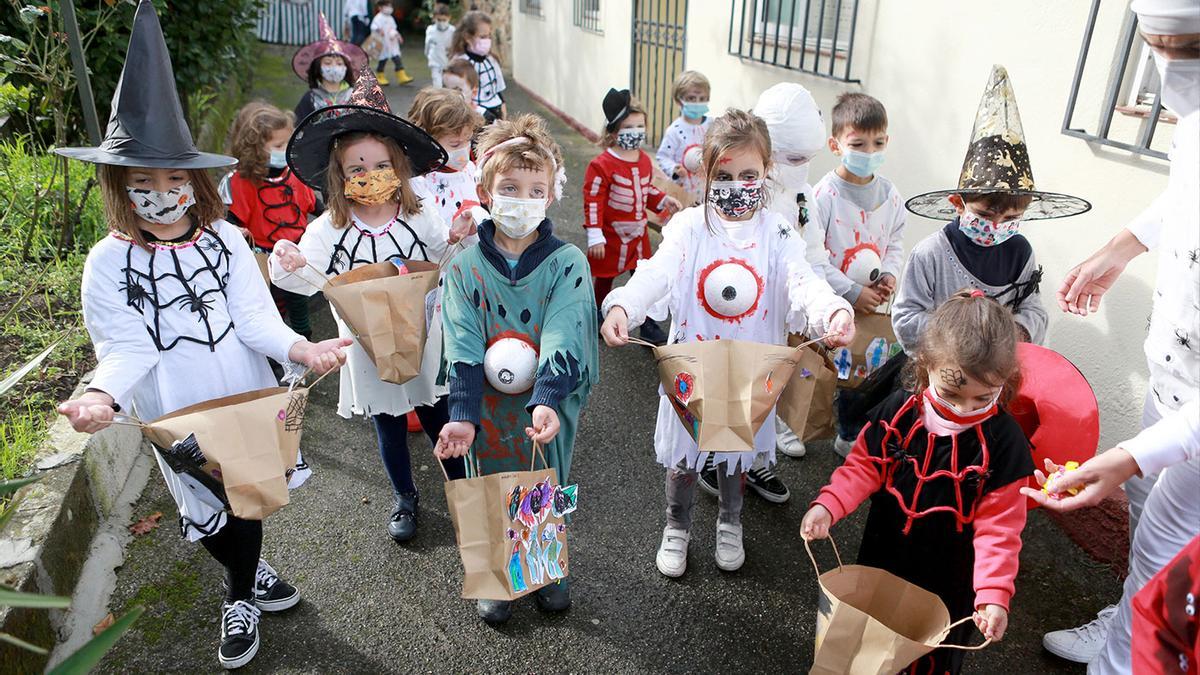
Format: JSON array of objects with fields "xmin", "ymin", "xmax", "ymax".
[
  {"xmin": 774, "ymin": 160, "xmax": 810, "ymax": 192},
  {"xmin": 1153, "ymin": 52, "xmax": 1200, "ymax": 118},
  {"xmin": 681, "ymin": 102, "xmax": 709, "ymax": 120},
  {"xmin": 958, "ymin": 209, "xmax": 1021, "ymax": 247},
  {"xmin": 921, "ymin": 386, "xmax": 1000, "ymax": 436},
  {"xmin": 344, "ymin": 168, "xmax": 402, "ymax": 206},
  {"xmin": 268, "ymin": 149, "xmax": 288, "ymax": 169},
  {"xmin": 472, "ymin": 37, "xmax": 492, "ymax": 56},
  {"xmin": 615, "ymin": 128, "xmax": 646, "ymax": 151},
  {"xmin": 436, "ymin": 20, "xmax": 450, "ymax": 31},
  {"xmin": 490, "ymin": 195, "xmax": 546, "ymax": 239},
  {"xmin": 444, "ymin": 145, "xmax": 471, "ymax": 171},
  {"xmin": 127, "ymin": 182, "xmax": 195, "ymax": 225},
  {"xmin": 839, "ymin": 148, "xmax": 885, "ymax": 178},
  {"xmin": 707, "ymin": 179, "xmax": 764, "ymax": 219},
  {"xmin": 382, "ymin": 6, "xmax": 393, "ymax": 14},
  {"xmin": 321, "ymin": 63, "xmax": 347, "ymax": 83}
]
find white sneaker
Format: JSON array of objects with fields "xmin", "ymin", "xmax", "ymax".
[
  {"xmin": 833, "ymin": 436, "xmax": 855, "ymax": 457},
  {"xmin": 714, "ymin": 522, "xmax": 745, "ymax": 571},
  {"xmin": 775, "ymin": 418, "xmax": 806, "ymax": 458},
  {"xmin": 1042, "ymin": 605, "xmax": 1117, "ymax": 663},
  {"xmin": 656, "ymin": 527, "xmax": 690, "ymax": 578}
]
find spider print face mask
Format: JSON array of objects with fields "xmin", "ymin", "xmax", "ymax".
[
  {"xmin": 707, "ymin": 179, "xmax": 764, "ymax": 219},
  {"xmin": 344, "ymin": 168, "xmax": 402, "ymax": 206},
  {"xmin": 127, "ymin": 182, "xmax": 195, "ymax": 225}
]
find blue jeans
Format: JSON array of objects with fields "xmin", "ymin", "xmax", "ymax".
[{"xmin": 835, "ymin": 388, "xmax": 866, "ymax": 442}]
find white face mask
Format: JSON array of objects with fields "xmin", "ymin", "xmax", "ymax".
[
  {"xmin": 1153, "ymin": 52, "xmax": 1200, "ymax": 118},
  {"xmin": 445, "ymin": 145, "xmax": 470, "ymax": 171},
  {"xmin": 320, "ymin": 63, "xmax": 347, "ymax": 83},
  {"xmin": 268, "ymin": 149, "xmax": 288, "ymax": 169},
  {"xmin": 436, "ymin": 20, "xmax": 450, "ymax": 31},
  {"xmin": 490, "ymin": 195, "xmax": 546, "ymax": 239},
  {"xmin": 127, "ymin": 182, "xmax": 195, "ymax": 225},
  {"xmin": 774, "ymin": 160, "xmax": 811, "ymax": 192}
]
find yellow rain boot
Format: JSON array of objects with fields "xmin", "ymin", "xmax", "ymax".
[
  {"xmin": 375, "ymin": 71, "xmax": 389, "ymax": 85},
  {"xmin": 396, "ymin": 68, "xmax": 414, "ymax": 85}
]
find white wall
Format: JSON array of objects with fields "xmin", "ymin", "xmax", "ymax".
[{"xmin": 518, "ymin": 0, "xmax": 1172, "ymax": 448}]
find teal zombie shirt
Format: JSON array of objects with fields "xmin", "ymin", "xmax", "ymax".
[{"xmin": 441, "ymin": 221, "xmax": 599, "ymax": 482}]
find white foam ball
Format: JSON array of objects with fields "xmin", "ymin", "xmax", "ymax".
[
  {"xmin": 703, "ymin": 262, "xmax": 758, "ymax": 317},
  {"xmin": 844, "ymin": 249, "xmax": 881, "ymax": 286},
  {"xmin": 484, "ymin": 337, "xmax": 539, "ymax": 394}
]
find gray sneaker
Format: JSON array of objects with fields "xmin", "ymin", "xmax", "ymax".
[{"xmin": 1042, "ymin": 605, "xmax": 1117, "ymax": 663}]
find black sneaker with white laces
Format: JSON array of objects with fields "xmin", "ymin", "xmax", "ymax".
[
  {"xmin": 222, "ymin": 559, "xmax": 300, "ymax": 612},
  {"xmin": 219, "ymin": 600, "xmax": 261, "ymax": 669},
  {"xmin": 746, "ymin": 465, "xmax": 790, "ymax": 504},
  {"xmin": 697, "ymin": 454, "xmax": 719, "ymax": 497}
]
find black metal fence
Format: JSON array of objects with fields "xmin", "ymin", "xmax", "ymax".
[
  {"xmin": 726, "ymin": 0, "xmax": 861, "ymax": 82},
  {"xmin": 574, "ymin": 0, "xmax": 603, "ymax": 33}
]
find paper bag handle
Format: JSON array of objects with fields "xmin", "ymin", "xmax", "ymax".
[
  {"xmin": 623, "ymin": 336, "xmax": 658, "ymax": 349},
  {"xmin": 931, "ymin": 616, "xmax": 993, "ymax": 651},
  {"xmin": 529, "ymin": 441, "xmax": 549, "ymax": 472},
  {"xmin": 803, "ymin": 534, "xmax": 844, "ymax": 574}
]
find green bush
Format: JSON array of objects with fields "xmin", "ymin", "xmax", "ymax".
[{"xmin": 0, "ymin": 135, "xmax": 106, "ymax": 260}]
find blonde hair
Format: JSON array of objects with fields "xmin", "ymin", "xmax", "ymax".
[
  {"xmin": 672, "ymin": 70, "xmax": 711, "ymax": 104},
  {"xmin": 699, "ymin": 108, "xmax": 773, "ymax": 231},
  {"xmin": 407, "ymin": 87, "xmax": 483, "ymax": 140},
  {"xmin": 906, "ymin": 289, "xmax": 1023, "ymax": 405},
  {"xmin": 599, "ymin": 97, "xmax": 648, "ymax": 148},
  {"xmin": 97, "ymin": 165, "xmax": 225, "ymax": 250},
  {"xmin": 474, "ymin": 114, "xmax": 563, "ymax": 198},
  {"xmin": 324, "ymin": 132, "xmax": 422, "ymax": 229},
  {"xmin": 227, "ymin": 101, "xmax": 295, "ymax": 182},
  {"xmin": 449, "ymin": 11, "xmax": 500, "ymax": 64}
]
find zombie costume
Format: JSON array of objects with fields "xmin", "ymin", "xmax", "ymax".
[
  {"xmin": 656, "ymin": 116, "xmax": 710, "ymax": 204},
  {"xmin": 1132, "ymin": 534, "xmax": 1200, "ymax": 675},
  {"xmin": 814, "ymin": 389, "xmax": 1034, "ymax": 674},
  {"xmin": 583, "ymin": 149, "xmax": 671, "ymax": 280},
  {"xmin": 809, "ymin": 171, "xmax": 906, "ymax": 303},
  {"xmin": 601, "ymin": 205, "xmax": 849, "ymax": 474},
  {"xmin": 411, "ymin": 159, "xmax": 484, "ymax": 247},
  {"xmin": 441, "ymin": 220, "xmax": 598, "ymax": 482}
]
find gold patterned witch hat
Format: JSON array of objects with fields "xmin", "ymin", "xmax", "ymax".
[{"xmin": 905, "ymin": 65, "xmax": 1091, "ymax": 220}]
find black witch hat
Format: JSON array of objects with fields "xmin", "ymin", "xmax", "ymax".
[
  {"xmin": 287, "ymin": 64, "xmax": 447, "ymax": 190},
  {"xmin": 603, "ymin": 88, "xmax": 632, "ymax": 132},
  {"xmin": 54, "ymin": 0, "xmax": 235, "ymax": 169},
  {"xmin": 905, "ymin": 65, "xmax": 1090, "ymax": 221}
]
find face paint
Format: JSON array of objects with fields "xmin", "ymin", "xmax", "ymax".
[{"xmin": 939, "ymin": 367, "xmax": 967, "ymax": 389}]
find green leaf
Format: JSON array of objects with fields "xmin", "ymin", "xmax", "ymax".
[
  {"xmin": 0, "ymin": 586, "xmax": 71, "ymax": 609},
  {"xmin": 47, "ymin": 606, "xmax": 143, "ymax": 675},
  {"xmin": 0, "ymin": 475, "xmax": 41, "ymax": 497},
  {"xmin": 0, "ymin": 630, "xmax": 48, "ymax": 655},
  {"xmin": 17, "ymin": 7, "xmax": 46, "ymax": 25},
  {"xmin": 0, "ymin": 337, "xmax": 63, "ymax": 397},
  {"xmin": 0, "ymin": 35, "xmax": 31, "ymax": 52},
  {"xmin": 0, "ymin": 493, "xmax": 25, "ymax": 532}
]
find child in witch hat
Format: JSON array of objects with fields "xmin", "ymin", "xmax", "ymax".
[
  {"xmin": 584, "ymin": 88, "xmax": 682, "ymax": 343},
  {"xmin": 271, "ymin": 65, "xmax": 473, "ymax": 545},
  {"xmin": 54, "ymin": 2, "xmax": 349, "ymax": 669},
  {"xmin": 291, "ymin": 12, "xmax": 369, "ymax": 122},
  {"xmin": 893, "ymin": 65, "xmax": 1091, "ymax": 355}
]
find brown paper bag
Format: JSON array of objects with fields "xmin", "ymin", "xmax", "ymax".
[
  {"xmin": 142, "ymin": 386, "xmax": 309, "ymax": 521},
  {"xmin": 652, "ymin": 339, "xmax": 804, "ymax": 453},
  {"xmin": 807, "ymin": 538, "xmax": 988, "ymax": 675},
  {"xmin": 254, "ymin": 252, "xmax": 272, "ymax": 287},
  {"xmin": 803, "ymin": 354, "xmax": 838, "ymax": 442},
  {"xmin": 830, "ymin": 311, "xmax": 901, "ymax": 390},
  {"xmin": 322, "ymin": 260, "xmax": 439, "ymax": 385},
  {"xmin": 776, "ymin": 344, "xmax": 836, "ymax": 439},
  {"xmin": 444, "ymin": 447, "xmax": 578, "ymax": 600}
]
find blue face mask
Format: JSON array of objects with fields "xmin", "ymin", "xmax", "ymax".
[
  {"xmin": 840, "ymin": 148, "xmax": 885, "ymax": 178},
  {"xmin": 268, "ymin": 150, "xmax": 288, "ymax": 169},
  {"xmin": 681, "ymin": 102, "xmax": 709, "ymax": 120}
]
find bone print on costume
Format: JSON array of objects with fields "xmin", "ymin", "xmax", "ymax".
[{"xmin": 582, "ymin": 149, "xmax": 672, "ymax": 278}]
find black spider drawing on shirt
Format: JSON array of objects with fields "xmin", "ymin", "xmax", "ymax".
[
  {"xmin": 1176, "ymin": 329, "xmax": 1193, "ymax": 350},
  {"xmin": 325, "ymin": 218, "xmax": 431, "ymax": 275},
  {"xmin": 121, "ymin": 226, "xmax": 236, "ymax": 352},
  {"xmin": 1187, "ymin": 248, "xmax": 1198, "ymax": 269}
]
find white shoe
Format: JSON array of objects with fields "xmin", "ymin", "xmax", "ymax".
[
  {"xmin": 1042, "ymin": 605, "xmax": 1117, "ymax": 663},
  {"xmin": 714, "ymin": 522, "xmax": 745, "ymax": 571},
  {"xmin": 833, "ymin": 436, "xmax": 855, "ymax": 457},
  {"xmin": 775, "ymin": 419, "xmax": 806, "ymax": 458},
  {"xmin": 656, "ymin": 527, "xmax": 690, "ymax": 578}
]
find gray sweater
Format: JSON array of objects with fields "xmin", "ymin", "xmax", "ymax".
[{"xmin": 892, "ymin": 228, "xmax": 1048, "ymax": 352}]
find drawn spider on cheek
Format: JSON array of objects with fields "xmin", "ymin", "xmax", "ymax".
[
  {"xmin": 1176, "ymin": 329, "xmax": 1193, "ymax": 350},
  {"xmin": 939, "ymin": 368, "xmax": 967, "ymax": 389}
]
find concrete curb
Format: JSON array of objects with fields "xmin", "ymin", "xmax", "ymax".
[{"xmin": 0, "ymin": 375, "xmax": 150, "ymax": 672}]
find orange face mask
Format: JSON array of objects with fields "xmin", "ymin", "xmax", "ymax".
[{"xmin": 343, "ymin": 168, "xmax": 402, "ymax": 205}]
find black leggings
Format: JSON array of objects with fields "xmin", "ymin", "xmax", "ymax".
[
  {"xmin": 199, "ymin": 515, "xmax": 263, "ymax": 602},
  {"xmin": 376, "ymin": 56, "xmax": 403, "ymax": 72}
]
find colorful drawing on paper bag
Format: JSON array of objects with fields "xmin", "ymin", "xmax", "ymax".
[
  {"xmin": 834, "ymin": 347, "xmax": 852, "ymax": 380},
  {"xmin": 853, "ymin": 364, "xmax": 868, "ymax": 380},
  {"xmin": 674, "ymin": 372, "xmax": 694, "ymax": 403},
  {"xmin": 865, "ymin": 337, "xmax": 889, "ymax": 375},
  {"xmin": 888, "ymin": 341, "xmax": 903, "ymax": 358},
  {"xmin": 504, "ymin": 479, "xmax": 578, "ymax": 594}
]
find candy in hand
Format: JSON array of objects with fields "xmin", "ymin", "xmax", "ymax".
[{"xmin": 1042, "ymin": 461, "xmax": 1081, "ymax": 499}]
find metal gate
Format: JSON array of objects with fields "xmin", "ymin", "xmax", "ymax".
[{"xmin": 630, "ymin": 0, "xmax": 688, "ymax": 145}]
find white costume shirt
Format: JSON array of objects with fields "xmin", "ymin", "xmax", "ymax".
[
  {"xmin": 765, "ymin": 165, "xmax": 827, "ymax": 274},
  {"xmin": 410, "ymin": 163, "xmax": 485, "ymax": 248},
  {"xmin": 811, "ymin": 171, "xmax": 907, "ymax": 299},
  {"xmin": 603, "ymin": 205, "xmax": 850, "ymax": 474},
  {"xmin": 424, "ymin": 23, "xmax": 454, "ymax": 69},
  {"xmin": 270, "ymin": 205, "xmax": 449, "ymax": 419},
  {"xmin": 656, "ymin": 116, "xmax": 711, "ymax": 203},
  {"xmin": 370, "ymin": 13, "xmax": 402, "ymax": 59}
]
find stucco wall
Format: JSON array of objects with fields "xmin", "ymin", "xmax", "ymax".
[{"xmin": 515, "ymin": 0, "xmax": 1172, "ymax": 449}]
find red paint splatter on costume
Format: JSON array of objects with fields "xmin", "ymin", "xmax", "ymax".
[{"xmin": 839, "ymin": 230, "xmax": 882, "ymax": 275}]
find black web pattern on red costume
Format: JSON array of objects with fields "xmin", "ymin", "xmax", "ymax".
[
  {"xmin": 325, "ymin": 218, "xmax": 430, "ymax": 275},
  {"xmin": 256, "ymin": 174, "xmax": 305, "ymax": 244},
  {"xmin": 865, "ymin": 395, "xmax": 991, "ymax": 534},
  {"xmin": 120, "ymin": 226, "xmax": 235, "ymax": 352}
]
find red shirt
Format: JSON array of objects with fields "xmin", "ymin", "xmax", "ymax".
[
  {"xmin": 1133, "ymin": 535, "xmax": 1200, "ymax": 674},
  {"xmin": 582, "ymin": 149, "xmax": 669, "ymax": 278},
  {"xmin": 226, "ymin": 170, "xmax": 317, "ymax": 250}
]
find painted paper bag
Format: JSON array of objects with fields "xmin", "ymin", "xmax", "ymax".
[
  {"xmin": 444, "ymin": 448, "xmax": 578, "ymax": 601},
  {"xmin": 143, "ymin": 386, "xmax": 309, "ymax": 521},
  {"xmin": 322, "ymin": 260, "xmax": 439, "ymax": 385},
  {"xmin": 807, "ymin": 539, "xmax": 987, "ymax": 674},
  {"xmin": 654, "ymin": 339, "xmax": 804, "ymax": 453},
  {"xmin": 829, "ymin": 311, "xmax": 900, "ymax": 390},
  {"xmin": 776, "ymin": 343, "xmax": 836, "ymax": 440}
]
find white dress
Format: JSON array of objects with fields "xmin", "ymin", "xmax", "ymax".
[
  {"xmin": 270, "ymin": 205, "xmax": 449, "ymax": 419},
  {"xmin": 656, "ymin": 116, "xmax": 711, "ymax": 203},
  {"xmin": 602, "ymin": 205, "xmax": 850, "ymax": 474},
  {"xmin": 370, "ymin": 13, "xmax": 402, "ymax": 59},
  {"xmin": 83, "ymin": 220, "xmax": 307, "ymax": 541}
]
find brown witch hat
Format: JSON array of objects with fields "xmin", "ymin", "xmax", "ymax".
[{"xmin": 905, "ymin": 65, "xmax": 1091, "ymax": 221}]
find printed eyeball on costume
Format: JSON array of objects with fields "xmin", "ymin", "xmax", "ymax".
[
  {"xmin": 703, "ymin": 262, "xmax": 758, "ymax": 318},
  {"xmin": 682, "ymin": 146, "xmax": 703, "ymax": 174},
  {"xmin": 484, "ymin": 337, "xmax": 538, "ymax": 394},
  {"xmin": 843, "ymin": 248, "xmax": 881, "ymax": 286}
]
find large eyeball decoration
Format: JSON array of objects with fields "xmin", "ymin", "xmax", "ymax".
[
  {"xmin": 697, "ymin": 258, "xmax": 764, "ymax": 321},
  {"xmin": 484, "ymin": 334, "xmax": 539, "ymax": 394},
  {"xmin": 842, "ymin": 247, "xmax": 881, "ymax": 286},
  {"xmin": 682, "ymin": 145, "xmax": 703, "ymax": 174}
]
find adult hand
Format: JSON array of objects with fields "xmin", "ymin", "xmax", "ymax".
[
  {"xmin": 600, "ymin": 307, "xmax": 630, "ymax": 346},
  {"xmin": 58, "ymin": 390, "xmax": 116, "ymax": 434},
  {"xmin": 435, "ymin": 421, "xmax": 476, "ymax": 459},
  {"xmin": 853, "ymin": 285, "xmax": 884, "ymax": 313},
  {"xmin": 825, "ymin": 309, "xmax": 856, "ymax": 348},
  {"xmin": 973, "ymin": 604, "xmax": 1008, "ymax": 641},
  {"xmin": 290, "ymin": 337, "xmax": 352, "ymax": 374},
  {"xmin": 1019, "ymin": 449, "xmax": 1142, "ymax": 511},
  {"xmin": 800, "ymin": 504, "xmax": 833, "ymax": 540},
  {"xmin": 274, "ymin": 240, "xmax": 307, "ymax": 273},
  {"xmin": 1057, "ymin": 230, "xmax": 1147, "ymax": 316},
  {"xmin": 526, "ymin": 405, "xmax": 560, "ymax": 445},
  {"xmin": 587, "ymin": 244, "xmax": 605, "ymax": 259}
]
